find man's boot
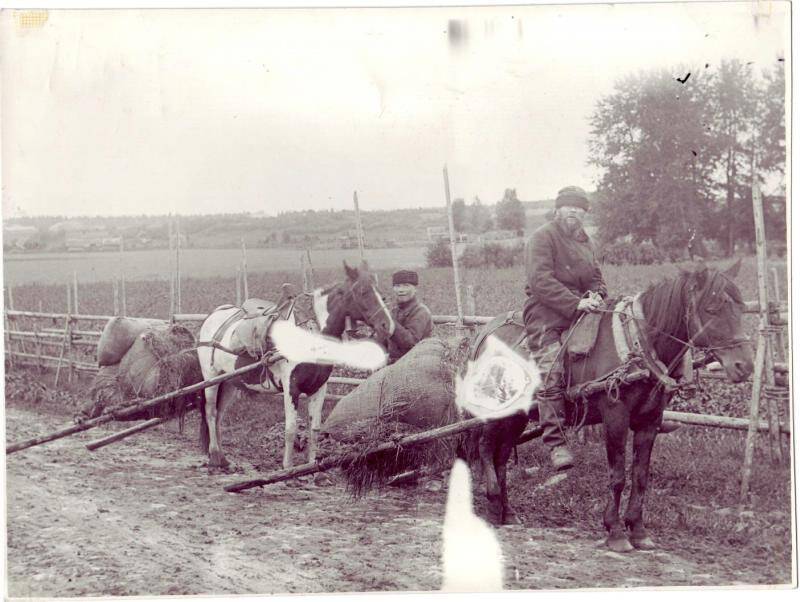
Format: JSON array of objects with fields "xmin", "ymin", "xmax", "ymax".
[{"xmin": 536, "ymin": 387, "xmax": 574, "ymax": 471}]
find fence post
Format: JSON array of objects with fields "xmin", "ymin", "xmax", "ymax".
[
  {"xmin": 113, "ymin": 277, "xmax": 120, "ymax": 316},
  {"xmin": 443, "ymin": 165, "xmax": 465, "ymax": 329},
  {"xmin": 241, "ymin": 238, "xmax": 249, "ymax": 301},
  {"xmin": 175, "ymin": 214, "xmax": 182, "ymax": 315},
  {"xmin": 741, "ymin": 171, "xmax": 774, "ymax": 499},
  {"xmin": 119, "ymin": 238, "xmax": 127, "ymax": 316},
  {"xmin": 465, "ymin": 284, "xmax": 476, "ymax": 317},
  {"xmin": 236, "ymin": 266, "xmax": 242, "ymax": 306},
  {"xmin": 72, "ymin": 271, "xmax": 79, "ymax": 315},
  {"xmin": 354, "ymin": 191, "xmax": 366, "ymax": 260},
  {"xmin": 168, "ymin": 214, "xmax": 175, "ymax": 318}
]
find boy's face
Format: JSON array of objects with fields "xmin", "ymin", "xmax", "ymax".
[{"xmin": 393, "ymin": 283, "xmax": 417, "ymax": 304}]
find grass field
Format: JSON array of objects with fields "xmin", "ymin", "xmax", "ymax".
[{"xmin": 2, "ymin": 246, "xmax": 429, "ymax": 286}]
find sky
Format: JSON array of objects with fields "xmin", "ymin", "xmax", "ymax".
[{"xmin": 0, "ymin": 1, "xmax": 790, "ymax": 218}]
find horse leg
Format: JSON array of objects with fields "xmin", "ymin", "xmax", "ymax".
[
  {"xmin": 479, "ymin": 427, "xmax": 503, "ymax": 526},
  {"xmin": 496, "ymin": 415, "xmax": 527, "ymax": 525},
  {"xmin": 624, "ymin": 426, "xmax": 659, "ymax": 550},
  {"xmin": 305, "ymin": 383, "xmax": 326, "ymax": 464},
  {"xmin": 602, "ymin": 406, "xmax": 633, "ymax": 552},
  {"xmin": 282, "ymin": 386, "xmax": 299, "ymax": 469},
  {"xmin": 204, "ymin": 383, "xmax": 230, "ymax": 469}
]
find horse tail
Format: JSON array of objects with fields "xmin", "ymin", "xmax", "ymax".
[{"xmin": 198, "ymin": 393, "xmax": 210, "ymax": 454}]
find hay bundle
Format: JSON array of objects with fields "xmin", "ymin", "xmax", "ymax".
[
  {"xmin": 96, "ymin": 317, "xmax": 168, "ymax": 366},
  {"xmin": 81, "ymin": 324, "xmax": 203, "ymax": 422},
  {"xmin": 321, "ymin": 336, "xmax": 471, "ymax": 496}
]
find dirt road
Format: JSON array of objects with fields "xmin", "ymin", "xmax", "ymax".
[{"xmin": 4, "ymin": 405, "xmax": 788, "ymax": 596}]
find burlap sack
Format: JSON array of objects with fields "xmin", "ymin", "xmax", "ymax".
[
  {"xmin": 322, "ymin": 337, "xmax": 468, "ymax": 439},
  {"xmin": 97, "ymin": 317, "xmax": 168, "ymax": 366}
]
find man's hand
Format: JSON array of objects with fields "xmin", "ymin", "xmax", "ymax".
[{"xmin": 577, "ymin": 292, "xmax": 602, "ymax": 313}]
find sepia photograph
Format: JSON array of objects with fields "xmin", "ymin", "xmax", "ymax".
[{"xmin": 1, "ymin": 0, "xmax": 795, "ymax": 597}]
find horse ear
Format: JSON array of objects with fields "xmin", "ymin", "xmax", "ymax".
[
  {"xmin": 723, "ymin": 258, "xmax": 742, "ymax": 279},
  {"xmin": 343, "ymin": 261, "xmax": 359, "ymax": 281}
]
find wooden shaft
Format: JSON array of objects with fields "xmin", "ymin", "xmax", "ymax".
[
  {"xmin": 86, "ymin": 416, "xmax": 171, "ymax": 451},
  {"xmin": 175, "ymin": 215, "xmax": 181, "ymax": 314},
  {"xmin": 353, "ymin": 191, "xmax": 365, "ymax": 260},
  {"xmin": 224, "ymin": 412, "xmax": 521, "ymax": 492},
  {"xmin": 6, "ymin": 360, "xmax": 265, "ymax": 455},
  {"xmin": 86, "ymin": 405, "xmax": 198, "ymax": 451},
  {"xmin": 663, "ymin": 410, "xmax": 788, "ymax": 434}
]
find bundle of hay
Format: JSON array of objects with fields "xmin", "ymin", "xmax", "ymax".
[
  {"xmin": 321, "ymin": 336, "xmax": 471, "ymax": 495},
  {"xmin": 82, "ymin": 323, "xmax": 203, "ymax": 422}
]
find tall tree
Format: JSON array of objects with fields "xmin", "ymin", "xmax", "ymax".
[
  {"xmin": 468, "ymin": 196, "xmax": 493, "ymax": 233},
  {"xmin": 589, "ymin": 68, "xmax": 718, "ymax": 256},
  {"xmin": 706, "ymin": 59, "xmax": 760, "ymax": 256},
  {"xmin": 495, "ymin": 188, "xmax": 525, "ymax": 233}
]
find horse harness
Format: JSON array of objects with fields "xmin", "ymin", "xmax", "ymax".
[{"xmin": 196, "ymin": 296, "xmax": 299, "ymax": 392}]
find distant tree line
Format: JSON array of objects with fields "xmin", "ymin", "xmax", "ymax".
[
  {"xmin": 589, "ymin": 59, "xmax": 786, "ymax": 259},
  {"xmin": 451, "ymin": 188, "xmax": 526, "ymax": 235}
]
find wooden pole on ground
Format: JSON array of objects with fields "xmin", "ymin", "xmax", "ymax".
[
  {"xmin": 6, "ymin": 361, "xmax": 267, "ymax": 455},
  {"xmin": 241, "ymin": 238, "xmax": 249, "ymax": 301},
  {"xmin": 443, "ymin": 165, "xmax": 465, "ymax": 328}
]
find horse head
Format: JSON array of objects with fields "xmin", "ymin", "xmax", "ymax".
[
  {"xmin": 341, "ymin": 260, "xmax": 395, "ymax": 340},
  {"xmin": 684, "ymin": 259, "xmax": 753, "ymax": 383}
]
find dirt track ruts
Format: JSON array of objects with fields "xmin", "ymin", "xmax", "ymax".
[{"xmin": 4, "ymin": 405, "xmax": 782, "ymax": 596}]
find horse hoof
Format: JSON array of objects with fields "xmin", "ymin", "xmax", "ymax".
[
  {"xmin": 630, "ymin": 536, "xmax": 656, "ymax": 550},
  {"xmin": 208, "ymin": 452, "xmax": 230, "ymax": 470},
  {"xmin": 503, "ymin": 512, "xmax": 523, "ymax": 526},
  {"xmin": 606, "ymin": 536, "xmax": 634, "ymax": 553}
]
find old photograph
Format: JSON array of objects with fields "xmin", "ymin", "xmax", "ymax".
[{"xmin": 1, "ymin": 0, "xmax": 794, "ymax": 596}]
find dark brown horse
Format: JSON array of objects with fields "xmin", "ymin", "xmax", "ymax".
[{"xmin": 467, "ymin": 261, "xmax": 753, "ymax": 549}]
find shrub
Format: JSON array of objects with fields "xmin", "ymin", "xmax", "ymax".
[
  {"xmin": 599, "ymin": 241, "xmax": 666, "ymax": 265},
  {"xmin": 459, "ymin": 241, "xmax": 524, "ymax": 269},
  {"xmin": 425, "ymin": 239, "xmax": 453, "ymax": 267}
]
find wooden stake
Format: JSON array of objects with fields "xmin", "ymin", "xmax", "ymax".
[
  {"xmin": 72, "ymin": 271, "xmax": 79, "ymax": 315},
  {"xmin": 113, "ymin": 277, "xmax": 119, "ymax": 316},
  {"xmin": 465, "ymin": 284, "xmax": 476, "ymax": 317},
  {"xmin": 443, "ymin": 166, "xmax": 465, "ymax": 327},
  {"xmin": 741, "ymin": 173, "xmax": 772, "ymax": 497},
  {"xmin": 7, "ymin": 281, "xmax": 14, "ymax": 310},
  {"xmin": 235, "ymin": 266, "xmax": 242, "ymax": 306},
  {"xmin": 120, "ymin": 239, "xmax": 127, "ymax": 316},
  {"xmin": 53, "ymin": 314, "xmax": 71, "ymax": 386},
  {"xmin": 771, "ymin": 268, "xmax": 786, "ymax": 362},
  {"xmin": 241, "ymin": 238, "xmax": 249, "ymax": 301},
  {"xmin": 168, "ymin": 215, "xmax": 175, "ymax": 318},
  {"xmin": 353, "ymin": 191, "xmax": 365, "ymax": 260},
  {"xmin": 175, "ymin": 215, "xmax": 181, "ymax": 315}
]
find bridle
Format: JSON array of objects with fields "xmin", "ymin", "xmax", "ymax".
[{"xmin": 303, "ymin": 279, "xmax": 391, "ymax": 332}]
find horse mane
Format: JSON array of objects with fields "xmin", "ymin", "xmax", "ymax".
[
  {"xmin": 638, "ymin": 271, "xmax": 692, "ymax": 351},
  {"xmin": 639, "ymin": 266, "xmax": 742, "ymax": 356}
]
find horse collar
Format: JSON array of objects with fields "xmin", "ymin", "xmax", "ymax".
[{"xmin": 612, "ymin": 295, "xmax": 679, "ymax": 392}]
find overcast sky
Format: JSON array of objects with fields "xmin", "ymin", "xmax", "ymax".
[{"xmin": 0, "ymin": 1, "xmax": 789, "ymax": 218}]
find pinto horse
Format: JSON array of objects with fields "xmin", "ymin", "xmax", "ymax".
[
  {"xmin": 196, "ymin": 262, "xmax": 394, "ymax": 470},
  {"xmin": 468, "ymin": 261, "xmax": 753, "ymax": 548}
]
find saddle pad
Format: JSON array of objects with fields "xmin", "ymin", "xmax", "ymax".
[
  {"xmin": 565, "ymin": 310, "xmax": 603, "ymax": 358},
  {"xmin": 241, "ymin": 297, "xmax": 278, "ymax": 318},
  {"xmin": 230, "ymin": 313, "xmax": 278, "ymax": 358}
]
